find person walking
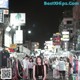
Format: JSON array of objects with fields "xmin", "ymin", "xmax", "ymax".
[
  {"xmin": 58, "ymin": 57, "xmax": 66, "ymax": 80},
  {"xmin": 28, "ymin": 57, "xmax": 34, "ymax": 80},
  {"xmin": 33, "ymin": 56, "xmax": 46, "ymax": 80},
  {"xmin": 22, "ymin": 55, "xmax": 29, "ymax": 80}
]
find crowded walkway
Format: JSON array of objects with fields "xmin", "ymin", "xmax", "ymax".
[{"xmin": 0, "ymin": 52, "xmax": 78, "ymax": 80}]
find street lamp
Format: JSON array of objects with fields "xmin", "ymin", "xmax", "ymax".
[{"xmin": 28, "ymin": 30, "xmax": 31, "ymax": 34}]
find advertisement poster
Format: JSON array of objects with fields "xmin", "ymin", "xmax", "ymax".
[{"xmin": 10, "ymin": 13, "xmax": 26, "ymax": 26}]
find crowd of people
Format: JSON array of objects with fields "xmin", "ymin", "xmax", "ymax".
[
  {"xmin": 15, "ymin": 54, "xmax": 77, "ymax": 80},
  {"xmin": 22, "ymin": 55, "xmax": 48, "ymax": 80},
  {"xmin": 51, "ymin": 57, "xmax": 73, "ymax": 80}
]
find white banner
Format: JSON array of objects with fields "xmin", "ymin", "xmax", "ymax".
[
  {"xmin": 15, "ymin": 30, "xmax": 23, "ymax": 44},
  {"xmin": 4, "ymin": 32, "xmax": 12, "ymax": 47}
]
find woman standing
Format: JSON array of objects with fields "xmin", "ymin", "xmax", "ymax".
[{"xmin": 33, "ymin": 56, "xmax": 46, "ymax": 80}]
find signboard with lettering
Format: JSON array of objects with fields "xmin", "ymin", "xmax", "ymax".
[
  {"xmin": 10, "ymin": 44, "xmax": 17, "ymax": 49},
  {"xmin": 61, "ymin": 31, "xmax": 69, "ymax": 41}
]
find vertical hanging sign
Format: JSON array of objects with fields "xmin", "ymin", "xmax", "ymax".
[
  {"xmin": 0, "ymin": 28, "xmax": 3, "ymax": 47},
  {"xmin": 0, "ymin": 9, "xmax": 4, "ymax": 23}
]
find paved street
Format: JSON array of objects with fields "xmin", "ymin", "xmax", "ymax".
[
  {"xmin": 47, "ymin": 68, "xmax": 53, "ymax": 80},
  {"xmin": 47, "ymin": 68, "xmax": 60, "ymax": 80},
  {"xmin": 47, "ymin": 68, "xmax": 78, "ymax": 80},
  {"xmin": 19, "ymin": 67, "xmax": 78, "ymax": 80}
]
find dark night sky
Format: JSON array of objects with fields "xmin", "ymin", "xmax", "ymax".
[{"xmin": 9, "ymin": 0, "xmax": 73, "ymax": 48}]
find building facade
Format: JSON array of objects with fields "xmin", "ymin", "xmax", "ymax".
[
  {"xmin": 59, "ymin": 10, "xmax": 74, "ymax": 50},
  {"xmin": 73, "ymin": 0, "xmax": 80, "ymax": 50}
]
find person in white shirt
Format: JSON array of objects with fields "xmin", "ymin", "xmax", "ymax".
[
  {"xmin": 58, "ymin": 57, "xmax": 66, "ymax": 80},
  {"xmin": 28, "ymin": 57, "xmax": 34, "ymax": 79},
  {"xmin": 22, "ymin": 55, "xmax": 29, "ymax": 79},
  {"xmin": 52, "ymin": 57, "xmax": 59, "ymax": 79}
]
